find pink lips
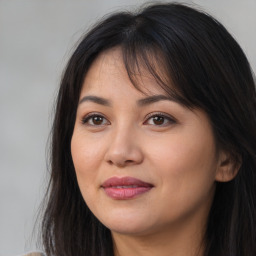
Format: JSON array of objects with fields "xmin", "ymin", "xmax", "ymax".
[{"xmin": 101, "ymin": 176, "xmax": 153, "ymax": 200}]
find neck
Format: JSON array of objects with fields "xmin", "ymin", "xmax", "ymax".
[{"xmin": 112, "ymin": 218, "xmax": 206, "ymax": 256}]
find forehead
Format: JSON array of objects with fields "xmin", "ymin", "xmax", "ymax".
[{"xmin": 81, "ymin": 47, "xmax": 171, "ymax": 97}]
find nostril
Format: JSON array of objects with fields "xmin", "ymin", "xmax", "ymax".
[{"xmin": 104, "ymin": 144, "xmax": 144, "ymax": 167}]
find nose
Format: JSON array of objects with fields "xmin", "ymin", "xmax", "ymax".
[{"xmin": 104, "ymin": 126, "xmax": 144, "ymax": 167}]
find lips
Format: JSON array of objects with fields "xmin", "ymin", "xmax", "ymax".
[{"xmin": 101, "ymin": 176, "xmax": 153, "ymax": 200}]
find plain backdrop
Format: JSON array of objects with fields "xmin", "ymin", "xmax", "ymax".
[{"xmin": 0, "ymin": 0, "xmax": 255, "ymax": 255}]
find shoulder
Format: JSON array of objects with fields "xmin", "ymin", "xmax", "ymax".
[{"xmin": 19, "ymin": 252, "xmax": 45, "ymax": 256}]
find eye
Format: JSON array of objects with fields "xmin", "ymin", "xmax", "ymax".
[
  {"xmin": 144, "ymin": 112, "xmax": 176, "ymax": 126},
  {"xmin": 81, "ymin": 113, "xmax": 110, "ymax": 126}
]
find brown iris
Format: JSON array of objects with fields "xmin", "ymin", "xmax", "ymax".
[
  {"xmin": 92, "ymin": 116, "xmax": 104, "ymax": 125},
  {"xmin": 152, "ymin": 116, "xmax": 165, "ymax": 125}
]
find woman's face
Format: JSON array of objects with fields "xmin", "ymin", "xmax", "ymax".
[{"xmin": 71, "ymin": 48, "xmax": 222, "ymax": 237}]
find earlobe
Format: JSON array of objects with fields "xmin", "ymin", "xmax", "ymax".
[{"xmin": 215, "ymin": 151, "xmax": 241, "ymax": 182}]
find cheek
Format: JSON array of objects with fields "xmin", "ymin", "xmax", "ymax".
[
  {"xmin": 147, "ymin": 131, "xmax": 217, "ymax": 173},
  {"xmin": 146, "ymin": 126, "xmax": 218, "ymax": 200},
  {"xmin": 70, "ymin": 131, "xmax": 105, "ymax": 198},
  {"xmin": 71, "ymin": 127, "xmax": 106, "ymax": 168}
]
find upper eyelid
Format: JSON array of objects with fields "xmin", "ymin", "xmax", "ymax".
[
  {"xmin": 144, "ymin": 112, "xmax": 177, "ymax": 121},
  {"xmin": 81, "ymin": 111, "xmax": 107, "ymax": 118}
]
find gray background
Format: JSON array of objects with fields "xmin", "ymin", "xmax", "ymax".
[{"xmin": 0, "ymin": 0, "xmax": 255, "ymax": 255}]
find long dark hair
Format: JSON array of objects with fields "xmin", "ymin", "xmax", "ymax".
[{"xmin": 41, "ymin": 3, "xmax": 256, "ymax": 256}]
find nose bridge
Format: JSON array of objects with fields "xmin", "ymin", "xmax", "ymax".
[
  {"xmin": 104, "ymin": 121, "xmax": 143, "ymax": 167},
  {"xmin": 114, "ymin": 121, "xmax": 134, "ymax": 144}
]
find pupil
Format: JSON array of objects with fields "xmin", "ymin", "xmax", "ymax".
[
  {"xmin": 153, "ymin": 116, "xmax": 164, "ymax": 125},
  {"xmin": 93, "ymin": 116, "xmax": 103, "ymax": 124}
]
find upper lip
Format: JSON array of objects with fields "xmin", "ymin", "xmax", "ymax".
[{"xmin": 101, "ymin": 176, "xmax": 153, "ymax": 188}]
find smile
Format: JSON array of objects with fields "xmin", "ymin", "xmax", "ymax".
[{"xmin": 101, "ymin": 176, "xmax": 154, "ymax": 200}]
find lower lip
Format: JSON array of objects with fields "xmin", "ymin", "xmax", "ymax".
[{"xmin": 103, "ymin": 187, "xmax": 152, "ymax": 200}]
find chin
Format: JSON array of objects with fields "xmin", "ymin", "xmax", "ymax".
[
  {"xmin": 108, "ymin": 222, "xmax": 152, "ymax": 236},
  {"xmin": 97, "ymin": 210, "xmax": 153, "ymax": 235}
]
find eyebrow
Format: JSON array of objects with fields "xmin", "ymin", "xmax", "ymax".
[
  {"xmin": 79, "ymin": 96, "xmax": 111, "ymax": 106},
  {"xmin": 79, "ymin": 94, "xmax": 179, "ymax": 107},
  {"xmin": 137, "ymin": 95, "xmax": 178, "ymax": 106}
]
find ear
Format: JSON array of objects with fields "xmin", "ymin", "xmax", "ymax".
[{"xmin": 215, "ymin": 151, "xmax": 241, "ymax": 182}]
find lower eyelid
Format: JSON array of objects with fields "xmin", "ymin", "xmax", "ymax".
[{"xmin": 148, "ymin": 118, "xmax": 174, "ymax": 126}]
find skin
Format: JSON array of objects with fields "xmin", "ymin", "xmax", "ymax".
[{"xmin": 71, "ymin": 48, "xmax": 233, "ymax": 256}]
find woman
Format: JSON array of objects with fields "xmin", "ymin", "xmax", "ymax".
[{"xmin": 41, "ymin": 3, "xmax": 256, "ymax": 256}]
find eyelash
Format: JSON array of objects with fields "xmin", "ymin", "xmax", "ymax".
[
  {"xmin": 144, "ymin": 112, "xmax": 177, "ymax": 126},
  {"xmin": 81, "ymin": 113, "xmax": 110, "ymax": 126},
  {"xmin": 81, "ymin": 112, "xmax": 176, "ymax": 127}
]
